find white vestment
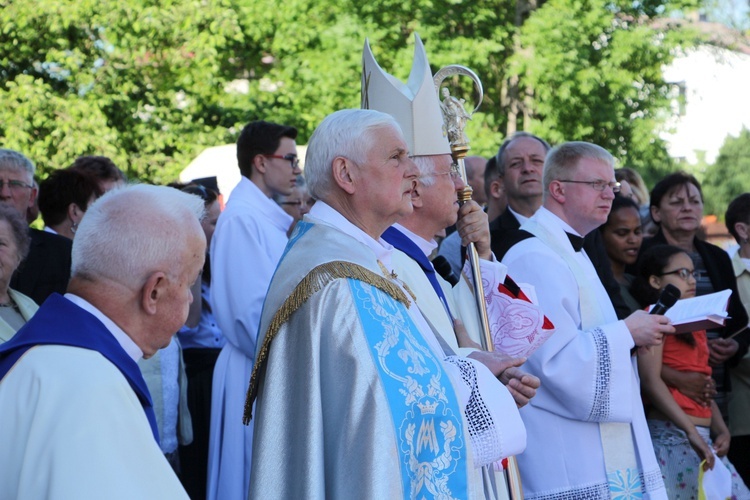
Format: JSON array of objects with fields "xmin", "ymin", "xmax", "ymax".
[
  {"xmin": 208, "ymin": 176, "xmax": 292, "ymax": 500},
  {"xmin": 247, "ymin": 202, "xmax": 523, "ymax": 499},
  {"xmin": 502, "ymin": 208, "xmax": 666, "ymax": 499},
  {"xmin": 0, "ymin": 345, "xmax": 188, "ymax": 500}
]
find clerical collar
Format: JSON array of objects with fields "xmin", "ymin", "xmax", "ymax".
[
  {"xmin": 308, "ymin": 201, "xmax": 396, "ymax": 270},
  {"xmin": 64, "ymin": 293, "xmax": 143, "ymax": 362},
  {"xmin": 391, "ymin": 223, "xmax": 437, "ymax": 257}
]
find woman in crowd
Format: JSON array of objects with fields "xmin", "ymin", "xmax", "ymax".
[
  {"xmin": 37, "ymin": 168, "xmax": 102, "ymax": 239},
  {"xmin": 631, "ymin": 244, "xmax": 749, "ymax": 499},
  {"xmin": 600, "ymin": 195, "xmax": 643, "ymax": 314},
  {"xmin": 0, "ymin": 205, "xmax": 37, "ymax": 344},
  {"xmin": 176, "ymin": 183, "xmax": 225, "ymax": 500},
  {"xmin": 725, "ymin": 193, "xmax": 750, "ymax": 484},
  {"xmin": 640, "ymin": 172, "xmax": 749, "ymax": 421}
]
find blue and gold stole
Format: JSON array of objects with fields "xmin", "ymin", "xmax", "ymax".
[{"xmin": 351, "ymin": 278, "xmax": 469, "ymax": 499}]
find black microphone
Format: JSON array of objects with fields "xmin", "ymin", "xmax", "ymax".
[
  {"xmin": 650, "ymin": 284, "xmax": 681, "ymax": 315},
  {"xmin": 433, "ymin": 255, "xmax": 459, "ymax": 286}
]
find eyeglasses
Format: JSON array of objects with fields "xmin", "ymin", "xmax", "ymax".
[
  {"xmin": 659, "ymin": 268, "xmax": 702, "ymax": 281},
  {"xmin": 264, "ymin": 154, "xmax": 300, "ymax": 170},
  {"xmin": 424, "ymin": 163, "xmax": 462, "ymax": 180},
  {"xmin": 558, "ymin": 179, "xmax": 621, "ymax": 193},
  {"xmin": 0, "ymin": 179, "xmax": 33, "ymax": 192},
  {"xmin": 281, "ymin": 198, "xmax": 314, "ymax": 208}
]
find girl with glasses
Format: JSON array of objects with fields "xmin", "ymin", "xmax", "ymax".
[{"xmin": 630, "ymin": 244, "xmax": 750, "ymax": 499}]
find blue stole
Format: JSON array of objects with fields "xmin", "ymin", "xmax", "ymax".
[
  {"xmin": 0, "ymin": 294, "xmax": 160, "ymax": 443},
  {"xmin": 382, "ymin": 227, "xmax": 454, "ymax": 322},
  {"xmin": 349, "ymin": 278, "xmax": 469, "ymax": 499}
]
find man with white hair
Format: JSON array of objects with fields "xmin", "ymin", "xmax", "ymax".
[
  {"xmin": 0, "ymin": 184, "xmax": 205, "ymax": 499},
  {"xmin": 246, "ymin": 109, "xmax": 518, "ymax": 499},
  {"xmin": 0, "ymin": 149, "xmax": 72, "ymax": 304},
  {"xmin": 502, "ymin": 142, "xmax": 673, "ymax": 499}
]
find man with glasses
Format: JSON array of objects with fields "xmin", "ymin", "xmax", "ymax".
[
  {"xmin": 488, "ymin": 132, "xmax": 632, "ymax": 320},
  {"xmin": 0, "ymin": 149, "xmax": 73, "ymax": 305},
  {"xmin": 501, "ymin": 142, "xmax": 674, "ymax": 499},
  {"xmin": 207, "ymin": 120, "xmax": 300, "ymax": 500}
]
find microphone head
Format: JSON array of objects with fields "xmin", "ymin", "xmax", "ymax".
[{"xmin": 660, "ymin": 283, "xmax": 681, "ymax": 308}]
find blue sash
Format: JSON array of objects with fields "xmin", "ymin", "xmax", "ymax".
[
  {"xmin": 0, "ymin": 294, "xmax": 160, "ymax": 443},
  {"xmin": 383, "ymin": 227, "xmax": 455, "ymax": 322},
  {"xmin": 349, "ymin": 278, "xmax": 468, "ymax": 499}
]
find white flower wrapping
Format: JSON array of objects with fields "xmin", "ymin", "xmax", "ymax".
[{"xmin": 485, "ymin": 281, "xmax": 555, "ymax": 358}]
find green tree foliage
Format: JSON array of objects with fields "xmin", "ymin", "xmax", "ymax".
[
  {"xmin": 701, "ymin": 128, "xmax": 750, "ymax": 218},
  {"xmin": 1, "ymin": 0, "xmax": 248, "ymax": 181},
  {"xmin": 514, "ymin": 0, "xmax": 696, "ymax": 180},
  {"xmin": 1, "ymin": 0, "xmax": 701, "ymax": 183}
]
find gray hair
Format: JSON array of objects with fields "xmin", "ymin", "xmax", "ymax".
[
  {"xmin": 412, "ymin": 156, "xmax": 438, "ymax": 188},
  {"xmin": 72, "ymin": 184, "xmax": 206, "ymax": 289},
  {"xmin": 305, "ymin": 109, "xmax": 403, "ymax": 201},
  {"xmin": 0, "ymin": 149, "xmax": 35, "ymax": 182},
  {"xmin": 543, "ymin": 142, "xmax": 614, "ymax": 199},
  {"xmin": 495, "ymin": 132, "xmax": 551, "ymax": 177}
]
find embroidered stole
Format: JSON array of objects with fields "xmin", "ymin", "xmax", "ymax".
[
  {"xmin": 0, "ymin": 294, "xmax": 160, "ymax": 443},
  {"xmin": 350, "ymin": 278, "xmax": 469, "ymax": 499},
  {"xmin": 523, "ymin": 218, "xmax": 643, "ymax": 499}
]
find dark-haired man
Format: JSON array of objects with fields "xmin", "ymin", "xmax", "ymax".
[
  {"xmin": 68, "ymin": 155, "xmax": 126, "ymax": 193},
  {"xmin": 207, "ymin": 120, "xmax": 300, "ymax": 500}
]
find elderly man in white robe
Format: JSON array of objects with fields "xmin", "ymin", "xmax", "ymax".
[
  {"xmin": 0, "ymin": 185, "xmax": 205, "ymax": 499},
  {"xmin": 502, "ymin": 142, "xmax": 674, "ymax": 499},
  {"xmin": 363, "ymin": 36, "xmax": 544, "ymax": 500},
  {"xmin": 245, "ymin": 109, "xmax": 526, "ymax": 499}
]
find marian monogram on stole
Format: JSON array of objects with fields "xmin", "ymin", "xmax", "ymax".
[{"xmin": 350, "ymin": 279, "xmax": 468, "ymax": 499}]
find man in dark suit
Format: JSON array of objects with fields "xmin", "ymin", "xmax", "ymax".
[
  {"xmin": 488, "ymin": 133, "xmax": 631, "ymax": 319},
  {"xmin": 0, "ymin": 149, "xmax": 72, "ymax": 305}
]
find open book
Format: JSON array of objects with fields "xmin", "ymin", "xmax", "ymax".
[{"xmin": 649, "ymin": 289, "xmax": 731, "ymax": 334}]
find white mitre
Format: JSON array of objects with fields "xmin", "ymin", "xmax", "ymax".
[{"xmin": 361, "ymin": 34, "xmax": 451, "ymax": 157}]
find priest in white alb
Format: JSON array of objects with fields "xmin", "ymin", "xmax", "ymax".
[{"xmin": 502, "ymin": 142, "xmax": 673, "ymax": 499}]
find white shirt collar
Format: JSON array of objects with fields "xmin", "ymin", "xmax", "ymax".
[
  {"xmin": 392, "ymin": 223, "xmax": 437, "ymax": 257},
  {"xmin": 43, "ymin": 226, "xmax": 58, "ymax": 235},
  {"xmin": 232, "ymin": 176, "xmax": 293, "ymax": 231},
  {"xmin": 308, "ymin": 201, "xmax": 396, "ymax": 271},
  {"xmin": 64, "ymin": 293, "xmax": 144, "ymax": 362},
  {"xmin": 508, "ymin": 205, "xmax": 531, "ymax": 225}
]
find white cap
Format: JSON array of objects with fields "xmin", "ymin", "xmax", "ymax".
[{"xmin": 361, "ymin": 34, "xmax": 451, "ymax": 157}]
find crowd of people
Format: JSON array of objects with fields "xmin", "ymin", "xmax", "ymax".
[{"xmin": 0, "ymin": 34, "xmax": 749, "ymax": 500}]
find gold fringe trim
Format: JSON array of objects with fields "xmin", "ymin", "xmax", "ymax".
[{"xmin": 243, "ymin": 260, "xmax": 409, "ymax": 424}]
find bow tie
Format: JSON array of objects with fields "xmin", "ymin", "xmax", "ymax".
[{"xmin": 566, "ymin": 232, "xmax": 584, "ymax": 252}]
